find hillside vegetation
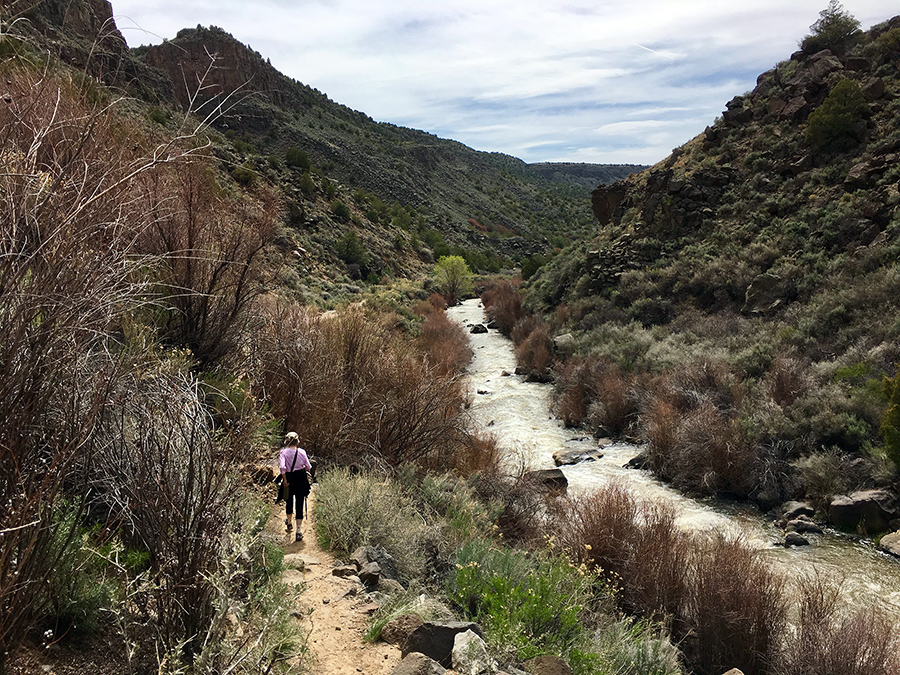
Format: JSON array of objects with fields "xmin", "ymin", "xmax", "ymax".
[{"xmin": 525, "ymin": 9, "xmax": 900, "ymax": 507}]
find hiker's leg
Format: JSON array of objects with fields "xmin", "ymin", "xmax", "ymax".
[{"xmin": 284, "ymin": 479, "xmax": 294, "ymax": 530}]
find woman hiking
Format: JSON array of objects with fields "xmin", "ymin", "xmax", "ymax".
[{"xmin": 279, "ymin": 431, "xmax": 312, "ymax": 542}]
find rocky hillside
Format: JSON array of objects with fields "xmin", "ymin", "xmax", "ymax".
[
  {"xmin": 132, "ymin": 25, "xmax": 642, "ymax": 260},
  {"xmin": 523, "ymin": 10, "xmax": 900, "ymax": 504},
  {"xmin": 532, "ymin": 13, "xmax": 900, "ymax": 341}
]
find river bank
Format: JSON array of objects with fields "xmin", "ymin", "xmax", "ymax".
[{"xmin": 448, "ymin": 298, "xmax": 900, "ymax": 616}]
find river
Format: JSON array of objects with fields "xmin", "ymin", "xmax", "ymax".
[{"xmin": 448, "ymin": 298, "xmax": 900, "ymax": 615}]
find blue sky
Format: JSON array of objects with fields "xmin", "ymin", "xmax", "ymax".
[{"xmin": 111, "ymin": 1, "xmax": 898, "ymax": 165}]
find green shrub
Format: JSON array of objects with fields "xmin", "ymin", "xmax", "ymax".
[
  {"xmin": 284, "ymin": 146, "xmax": 311, "ymax": 170},
  {"xmin": 314, "ymin": 468, "xmax": 426, "ymax": 579},
  {"xmin": 449, "ymin": 540, "xmax": 603, "ymax": 664},
  {"xmin": 804, "ymin": 79, "xmax": 870, "ymax": 153},
  {"xmin": 232, "ymin": 161, "xmax": 257, "ymax": 186},
  {"xmin": 331, "ymin": 199, "xmax": 351, "ymax": 221},
  {"xmin": 880, "ymin": 366, "xmax": 900, "ymax": 466},
  {"xmin": 298, "ymin": 172, "xmax": 316, "ymax": 195}
]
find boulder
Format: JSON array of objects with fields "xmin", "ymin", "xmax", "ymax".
[
  {"xmin": 780, "ymin": 501, "xmax": 815, "ymax": 521},
  {"xmin": 721, "ymin": 670, "xmax": 745, "ymax": 675},
  {"xmin": 391, "ymin": 652, "xmax": 446, "ymax": 675},
  {"xmin": 552, "ymin": 333, "xmax": 576, "ymax": 354},
  {"xmin": 624, "ymin": 453, "xmax": 649, "ymax": 470},
  {"xmin": 358, "ymin": 561, "xmax": 381, "ymax": 588},
  {"xmin": 282, "ymin": 553, "xmax": 307, "ymax": 571},
  {"xmin": 743, "ymin": 272, "xmax": 784, "ymax": 314},
  {"xmin": 829, "ymin": 489, "xmax": 900, "ymax": 534},
  {"xmin": 382, "ymin": 613, "xmax": 425, "ymax": 646},
  {"xmin": 524, "ymin": 468, "xmax": 568, "ymax": 493},
  {"xmin": 351, "ymin": 545, "xmax": 402, "ymax": 582},
  {"xmin": 784, "ymin": 532, "xmax": 810, "ymax": 547},
  {"xmin": 878, "ymin": 530, "xmax": 900, "ymax": 558},
  {"xmin": 523, "ymin": 655, "xmax": 572, "ymax": 675},
  {"xmin": 470, "ymin": 324, "xmax": 488, "ymax": 334},
  {"xmin": 452, "ymin": 630, "xmax": 497, "ymax": 675},
  {"xmin": 785, "ymin": 516, "xmax": 823, "ymax": 535},
  {"xmin": 403, "ymin": 622, "xmax": 485, "ymax": 668},
  {"xmin": 552, "ymin": 448, "xmax": 603, "ymax": 466},
  {"xmin": 332, "ymin": 565, "xmax": 358, "ymax": 578}
]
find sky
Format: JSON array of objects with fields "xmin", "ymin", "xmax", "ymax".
[{"xmin": 110, "ymin": 1, "xmax": 898, "ymax": 165}]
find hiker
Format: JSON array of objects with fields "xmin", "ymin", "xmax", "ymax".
[{"xmin": 279, "ymin": 431, "xmax": 312, "ymax": 541}]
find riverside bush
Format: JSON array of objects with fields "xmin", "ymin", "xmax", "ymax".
[
  {"xmin": 554, "ymin": 485, "xmax": 787, "ymax": 675},
  {"xmin": 481, "ymin": 279, "xmax": 524, "ymax": 335},
  {"xmin": 250, "ymin": 301, "xmax": 473, "ymax": 469}
]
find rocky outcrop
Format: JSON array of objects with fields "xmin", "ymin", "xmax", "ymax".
[
  {"xmin": 452, "ymin": 630, "xmax": 496, "ymax": 675},
  {"xmin": 391, "ymin": 652, "xmax": 446, "ymax": 675},
  {"xmin": 145, "ymin": 27, "xmax": 289, "ymax": 111},
  {"xmin": 829, "ymin": 489, "xmax": 900, "ymax": 533}
]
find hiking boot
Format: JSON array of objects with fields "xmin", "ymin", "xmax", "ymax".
[
  {"xmin": 295, "ymin": 531, "xmax": 303, "ymax": 542},
  {"xmin": 285, "ymin": 518, "xmax": 292, "ymax": 532}
]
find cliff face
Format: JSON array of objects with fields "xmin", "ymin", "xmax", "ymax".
[
  {"xmin": 144, "ymin": 27, "xmax": 290, "ymax": 110},
  {"xmin": 23, "ymin": 0, "xmax": 125, "ymax": 65}
]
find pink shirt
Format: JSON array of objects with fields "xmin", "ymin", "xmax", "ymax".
[{"xmin": 279, "ymin": 445, "xmax": 311, "ymax": 475}]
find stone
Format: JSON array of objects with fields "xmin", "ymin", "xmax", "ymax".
[
  {"xmin": 524, "ymin": 468, "xmax": 568, "ymax": 493},
  {"xmin": 403, "ymin": 622, "xmax": 485, "ymax": 668},
  {"xmin": 332, "ymin": 565, "xmax": 358, "ymax": 578},
  {"xmin": 379, "ymin": 578, "xmax": 406, "ymax": 594},
  {"xmin": 391, "ymin": 652, "xmax": 446, "ymax": 675},
  {"xmin": 784, "ymin": 532, "xmax": 810, "ymax": 547},
  {"xmin": 878, "ymin": 530, "xmax": 900, "ymax": 558},
  {"xmin": 552, "ymin": 448, "xmax": 603, "ymax": 466},
  {"xmin": 382, "ymin": 613, "xmax": 425, "ymax": 646},
  {"xmin": 785, "ymin": 517, "xmax": 823, "ymax": 535},
  {"xmin": 351, "ymin": 545, "xmax": 401, "ymax": 582},
  {"xmin": 624, "ymin": 453, "xmax": 648, "ymax": 470},
  {"xmin": 282, "ymin": 553, "xmax": 307, "ymax": 571},
  {"xmin": 862, "ymin": 77, "xmax": 886, "ymax": 102},
  {"xmin": 780, "ymin": 501, "xmax": 815, "ymax": 521},
  {"xmin": 358, "ymin": 561, "xmax": 381, "ymax": 588},
  {"xmin": 743, "ymin": 272, "xmax": 784, "ymax": 314},
  {"xmin": 721, "ymin": 670, "xmax": 745, "ymax": 675},
  {"xmin": 452, "ymin": 630, "xmax": 497, "ymax": 675},
  {"xmin": 552, "ymin": 333, "xmax": 576, "ymax": 354},
  {"xmin": 522, "ymin": 654, "xmax": 572, "ymax": 675},
  {"xmin": 829, "ymin": 489, "xmax": 900, "ymax": 534},
  {"xmin": 470, "ymin": 324, "xmax": 488, "ymax": 334}
]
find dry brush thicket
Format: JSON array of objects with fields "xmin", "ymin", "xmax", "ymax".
[{"xmin": 0, "ymin": 48, "xmax": 487, "ymax": 672}]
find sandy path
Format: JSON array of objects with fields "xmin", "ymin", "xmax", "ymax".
[{"xmin": 265, "ymin": 486, "xmax": 403, "ymax": 675}]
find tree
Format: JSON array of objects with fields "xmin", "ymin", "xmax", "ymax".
[
  {"xmin": 801, "ymin": 1, "xmax": 861, "ymax": 53},
  {"xmin": 434, "ymin": 255, "xmax": 473, "ymax": 302}
]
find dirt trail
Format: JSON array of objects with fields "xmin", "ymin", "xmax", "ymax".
[{"xmin": 266, "ymin": 486, "xmax": 402, "ymax": 675}]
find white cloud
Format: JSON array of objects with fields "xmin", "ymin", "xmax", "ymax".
[{"xmin": 113, "ymin": 0, "xmax": 899, "ymax": 163}]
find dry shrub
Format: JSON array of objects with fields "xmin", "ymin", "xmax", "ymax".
[
  {"xmin": 92, "ymin": 372, "xmax": 235, "ymax": 657},
  {"xmin": 779, "ymin": 573, "xmax": 900, "ymax": 675},
  {"xmin": 641, "ymin": 360, "xmax": 762, "ymax": 498},
  {"xmin": 511, "ymin": 314, "xmax": 545, "ymax": 346},
  {"xmin": 554, "ymin": 485, "xmax": 689, "ymax": 624},
  {"xmin": 469, "ymin": 465, "xmax": 544, "ymax": 545},
  {"xmin": 765, "ymin": 356, "xmax": 812, "ymax": 406},
  {"xmin": 249, "ymin": 300, "xmax": 473, "ymax": 470},
  {"xmin": 138, "ymin": 162, "xmax": 278, "ymax": 370},
  {"xmin": 555, "ymin": 485, "xmax": 787, "ymax": 675},
  {"xmin": 682, "ymin": 535, "xmax": 787, "ymax": 675},
  {"xmin": 0, "ymin": 62, "xmax": 168, "ymax": 661},
  {"xmin": 514, "ymin": 322, "xmax": 554, "ymax": 381},
  {"xmin": 481, "ymin": 279, "xmax": 523, "ymax": 335},
  {"xmin": 451, "ymin": 432, "xmax": 502, "ymax": 477},
  {"xmin": 553, "ymin": 357, "xmax": 636, "ymax": 435},
  {"xmin": 416, "ymin": 305, "xmax": 473, "ymax": 376}
]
